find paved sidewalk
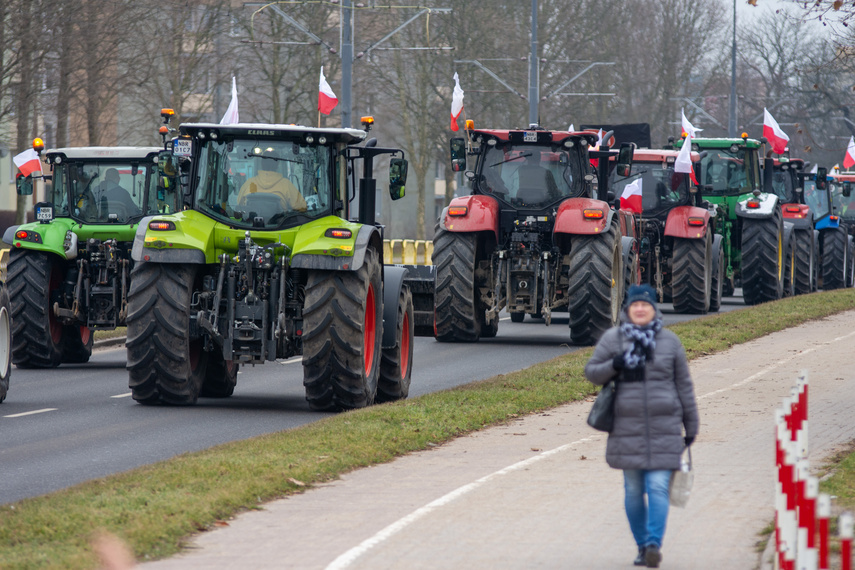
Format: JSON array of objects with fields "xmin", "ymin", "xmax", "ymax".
[{"xmin": 142, "ymin": 312, "xmax": 855, "ymax": 569}]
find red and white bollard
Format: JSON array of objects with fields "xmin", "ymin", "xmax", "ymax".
[
  {"xmin": 818, "ymin": 493, "xmax": 830, "ymax": 570},
  {"xmin": 841, "ymin": 512, "xmax": 853, "ymax": 570}
]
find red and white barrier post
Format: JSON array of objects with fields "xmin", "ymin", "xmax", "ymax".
[
  {"xmin": 818, "ymin": 493, "xmax": 830, "ymax": 570},
  {"xmin": 841, "ymin": 512, "xmax": 853, "ymax": 570}
]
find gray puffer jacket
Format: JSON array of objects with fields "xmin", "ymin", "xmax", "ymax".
[{"xmin": 584, "ymin": 310, "xmax": 699, "ymax": 471}]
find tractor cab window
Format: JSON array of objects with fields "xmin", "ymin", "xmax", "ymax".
[
  {"xmin": 698, "ymin": 148, "xmax": 759, "ymax": 196},
  {"xmin": 195, "ymin": 138, "xmax": 333, "ymax": 229},
  {"xmin": 831, "ymin": 182, "xmax": 855, "ymax": 220},
  {"xmin": 64, "ymin": 162, "xmax": 153, "ymax": 224},
  {"xmin": 612, "ymin": 163, "xmax": 690, "ymax": 218},
  {"xmin": 769, "ymin": 168, "xmax": 796, "ymax": 203},
  {"xmin": 803, "ymin": 180, "xmax": 831, "ymax": 221},
  {"xmin": 478, "ymin": 143, "xmax": 584, "ymax": 209}
]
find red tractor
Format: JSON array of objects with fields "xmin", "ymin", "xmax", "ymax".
[
  {"xmin": 610, "ymin": 148, "xmax": 723, "ymax": 313},
  {"xmin": 430, "ymin": 123, "xmax": 637, "ymax": 345}
]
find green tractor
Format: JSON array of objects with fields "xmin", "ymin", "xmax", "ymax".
[
  {"xmin": 4, "ymin": 140, "xmax": 178, "ymax": 368},
  {"xmin": 126, "ymin": 114, "xmax": 412, "ymax": 410},
  {"xmin": 676, "ymin": 135, "xmax": 786, "ymax": 305}
]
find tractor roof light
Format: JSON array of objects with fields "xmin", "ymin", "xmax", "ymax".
[
  {"xmin": 361, "ymin": 116, "xmax": 375, "ymax": 131},
  {"xmin": 741, "ymin": 132, "xmax": 749, "ymax": 140},
  {"xmin": 448, "ymin": 206, "xmax": 468, "ymax": 217},
  {"xmin": 32, "ymin": 138, "xmax": 45, "ymax": 152},
  {"xmin": 464, "ymin": 119, "xmax": 475, "ymax": 130},
  {"xmin": 161, "ymin": 108, "xmax": 175, "ymax": 120}
]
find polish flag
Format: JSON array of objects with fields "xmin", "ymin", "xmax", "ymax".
[
  {"xmin": 675, "ymin": 135, "xmax": 699, "ymax": 185},
  {"xmin": 318, "ymin": 67, "xmax": 338, "ymax": 115},
  {"xmin": 681, "ymin": 109, "xmax": 702, "ymax": 138},
  {"xmin": 620, "ymin": 178, "xmax": 643, "ymax": 213},
  {"xmin": 844, "ymin": 136, "xmax": 855, "ymax": 170},
  {"xmin": 450, "ymin": 72, "xmax": 464, "ymax": 131},
  {"xmin": 13, "ymin": 148, "xmax": 42, "ymax": 177},
  {"xmin": 763, "ymin": 108, "xmax": 790, "ymax": 155},
  {"xmin": 220, "ymin": 76, "xmax": 239, "ymax": 124}
]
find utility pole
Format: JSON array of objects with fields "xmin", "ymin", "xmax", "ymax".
[
  {"xmin": 729, "ymin": 0, "xmax": 737, "ymax": 137},
  {"xmin": 528, "ymin": 0, "xmax": 538, "ymax": 126},
  {"xmin": 341, "ymin": 0, "xmax": 354, "ymax": 129}
]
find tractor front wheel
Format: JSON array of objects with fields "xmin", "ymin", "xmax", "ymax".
[{"xmin": 433, "ymin": 228, "xmax": 482, "ymax": 342}]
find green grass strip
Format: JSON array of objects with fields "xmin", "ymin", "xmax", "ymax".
[{"xmin": 3, "ymin": 289, "xmax": 855, "ymax": 569}]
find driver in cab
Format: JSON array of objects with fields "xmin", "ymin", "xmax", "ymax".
[{"xmin": 238, "ymin": 155, "xmax": 307, "ymax": 213}]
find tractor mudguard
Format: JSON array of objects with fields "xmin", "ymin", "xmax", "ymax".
[
  {"xmin": 438, "ymin": 195, "xmax": 500, "ymax": 241},
  {"xmin": 781, "ymin": 204, "xmax": 813, "ymax": 231},
  {"xmin": 553, "ymin": 197, "xmax": 615, "ymax": 236},
  {"xmin": 736, "ymin": 194, "xmax": 779, "ymax": 218},
  {"xmin": 399, "ymin": 264, "xmax": 435, "ymax": 337},
  {"xmin": 291, "ymin": 224, "xmax": 379, "ymax": 272},
  {"xmin": 382, "ymin": 265, "xmax": 408, "ymax": 349},
  {"xmin": 3, "ymin": 219, "xmax": 78, "ymax": 259},
  {"xmin": 816, "ymin": 216, "xmax": 839, "ymax": 231},
  {"xmin": 664, "ymin": 206, "xmax": 710, "ymax": 239}
]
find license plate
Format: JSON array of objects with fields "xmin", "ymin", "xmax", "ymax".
[
  {"xmin": 173, "ymin": 139, "xmax": 192, "ymax": 157},
  {"xmin": 36, "ymin": 207, "xmax": 53, "ymax": 221},
  {"xmin": 523, "ymin": 131, "xmax": 537, "ymax": 142}
]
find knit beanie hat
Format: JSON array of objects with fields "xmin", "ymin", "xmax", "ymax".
[{"xmin": 625, "ymin": 283, "xmax": 657, "ymax": 310}]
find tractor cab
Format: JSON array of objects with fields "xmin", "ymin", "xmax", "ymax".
[
  {"xmin": 610, "ymin": 149, "xmax": 699, "ymax": 220},
  {"xmin": 829, "ymin": 172, "xmax": 855, "ymax": 223}
]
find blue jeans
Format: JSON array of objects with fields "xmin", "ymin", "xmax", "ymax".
[{"xmin": 623, "ymin": 469, "xmax": 672, "ymax": 548}]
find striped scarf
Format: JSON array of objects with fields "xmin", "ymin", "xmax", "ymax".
[{"xmin": 619, "ymin": 318, "xmax": 663, "ymax": 369}]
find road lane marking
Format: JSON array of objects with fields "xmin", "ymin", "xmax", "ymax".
[
  {"xmin": 325, "ymin": 434, "xmax": 600, "ymax": 570},
  {"xmin": 110, "ymin": 392, "xmax": 133, "ymax": 399},
  {"xmin": 4, "ymin": 408, "xmax": 58, "ymax": 418},
  {"xmin": 278, "ymin": 356, "xmax": 302, "ymax": 365}
]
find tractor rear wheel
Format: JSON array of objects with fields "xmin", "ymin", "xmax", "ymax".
[
  {"xmin": 793, "ymin": 229, "xmax": 814, "ymax": 295},
  {"xmin": 7, "ymin": 250, "xmax": 63, "ymax": 368},
  {"xmin": 303, "ymin": 247, "xmax": 383, "ymax": 411},
  {"xmin": 567, "ymin": 221, "xmax": 622, "ymax": 345},
  {"xmin": 126, "ymin": 263, "xmax": 205, "ymax": 405},
  {"xmin": 433, "ymin": 228, "xmax": 482, "ymax": 342},
  {"xmin": 376, "ymin": 285, "xmax": 413, "ymax": 403},
  {"xmin": 0, "ymin": 286, "xmax": 11, "ymax": 402},
  {"xmin": 821, "ymin": 228, "xmax": 848, "ymax": 290},
  {"xmin": 62, "ymin": 326, "xmax": 93, "ymax": 364},
  {"xmin": 709, "ymin": 234, "xmax": 725, "ymax": 313},
  {"xmin": 200, "ymin": 355, "xmax": 238, "ymax": 398},
  {"xmin": 741, "ymin": 213, "xmax": 784, "ymax": 305},
  {"xmin": 671, "ymin": 234, "xmax": 711, "ymax": 314}
]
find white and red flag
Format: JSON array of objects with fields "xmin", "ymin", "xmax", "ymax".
[
  {"xmin": 675, "ymin": 135, "xmax": 699, "ymax": 185},
  {"xmin": 318, "ymin": 66, "xmax": 338, "ymax": 115},
  {"xmin": 450, "ymin": 72, "xmax": 464, "ymax": 131},
  {"xmin": 681, "ymin": 109, "xmax": 702, "ymax": 138},
  {"xmin": 13, "ymin": 148, "xmax": 41, "ymax": 177},
  {"xmin": 220, "ymin": 76, "xmax": 239, "ymax": 124},
  {"xmin": 620, "ymin": 177, "xmax": 643, "ymax": 213},
  {"xmin": 845, "ymin": 137, "xmax": 855, "ymax": 170},
  {"xmin": 763, "ymin": 108, "xmax": 790, "ymax": 155}
]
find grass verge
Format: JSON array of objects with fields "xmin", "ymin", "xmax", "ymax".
[{"xmin": 3, "ymin": 289, "xmax": 855, "ymax": 569}]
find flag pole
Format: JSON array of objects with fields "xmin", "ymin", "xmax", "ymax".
[{"xmin": 318, "ymin": 110, "xmax": 321, "ymax": 129}]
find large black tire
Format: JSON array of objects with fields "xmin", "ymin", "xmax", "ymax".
[
  {"xmin": 793, "ymin": 229, "xmax": 815, "ymax": 296},
  {"xmin": 782, "ymin": 227, "xmax": 796, "ymax": 298},
  {"xmin": 302, "ymin": 248, "xmax": 383, "ymax": 411},
  {"xmin": 62, "ymin": 325, "xmax": 93, "ymax": 364},
  {"xmin": 0, "ymin": 286, "xmax": 11, "ymax": 402},
  {"xmin": 709, "ymin": 234, "xmax": 725, "ymax": 313},
  {"xmin": 567, "ymin": 221, "xmax": 622, "ymax": 346},
  {"xmin": 200, "ymin": 355, "xmax": 238, "ymax": 398},
  {"xmin": 510, "ymin": 312, "xmax": 525, "ymax": 323},
  {"xmin": 376, "ymin": 285, "xmax": 413, "ymax": 404},
  {"xmin": 741, "ymin": 213, "xmax": 784, "ymax": 305},
  {"xmin": 621, "ymin": 236, "xmax": 638, "ymax": 304},
  {"xmin": 7, "ymin": 250, "xmax": 63, "ymax": 368},
  {"xmin": 671, "ymin": 234, "xmax": 711, "ymax": 314},
  {"xmin": 848, "ymin": 236, "xmax": 855, "ymax": 288},
  {"xmin": 821, "ymin": 228, "xmax": 848, "ymax": 290},
  {"xmin": 433, "ymin": 228, "xmax": 481, "ymax": 342},
  {"xmin": 126, "ymin": 263, "xmax": 206, "ymax": 405}
]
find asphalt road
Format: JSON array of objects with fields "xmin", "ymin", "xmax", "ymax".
[{"xmin": 0, "ymin": 296, "xmax": 745, "ymax": 505}]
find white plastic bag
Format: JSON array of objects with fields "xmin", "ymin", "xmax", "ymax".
[{"xmin": 670, "ymin": 446, "xmax": 693, "ymax": 508}]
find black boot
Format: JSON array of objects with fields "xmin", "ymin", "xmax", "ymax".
[
  {"xmin": 633, "ymin": 546, "xmax": 646, "ymax": 566},
  {"xmin": 645, "ymin": 544, "xmax": 662, "ymax": 568}
]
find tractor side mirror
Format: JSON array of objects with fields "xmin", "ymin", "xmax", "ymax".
[
  {"xmin": 16, "ymin": 173, "xmax": 33, "ymax": 196},
  {"xmin": 450, "ymin": 138, "xmax": 466, "ymax": 172},
  {"xmin": 389, "ymin": 158, "xmax": 409, "ymax": 200},
  {"xmin": 616, "ymin": 142, "xmax": 635, "ymax": 177},
  {"xmin": 816, "ymin": 167, "xmax": 828, "ymax": 190},
  {"xmin": 763, "ymin": 157, "xmax": 774, "ymax": 194},
  {"xmin": 844, "ymin": 182, "xmax": 853, "ymax": 198}
]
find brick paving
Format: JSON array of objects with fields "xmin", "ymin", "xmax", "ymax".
[{"xmin": 142, "ymin": 311, "xmax": 855, "ymax": 570}]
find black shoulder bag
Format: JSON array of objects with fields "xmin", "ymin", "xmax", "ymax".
[{"xmin": 586, "ymin": 380, "xmax": 616, "ymax": 432}]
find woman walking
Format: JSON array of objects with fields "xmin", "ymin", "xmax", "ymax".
[{"xmin": 584, "ymin": 284, "xmax": 699, "ymax": 568}]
